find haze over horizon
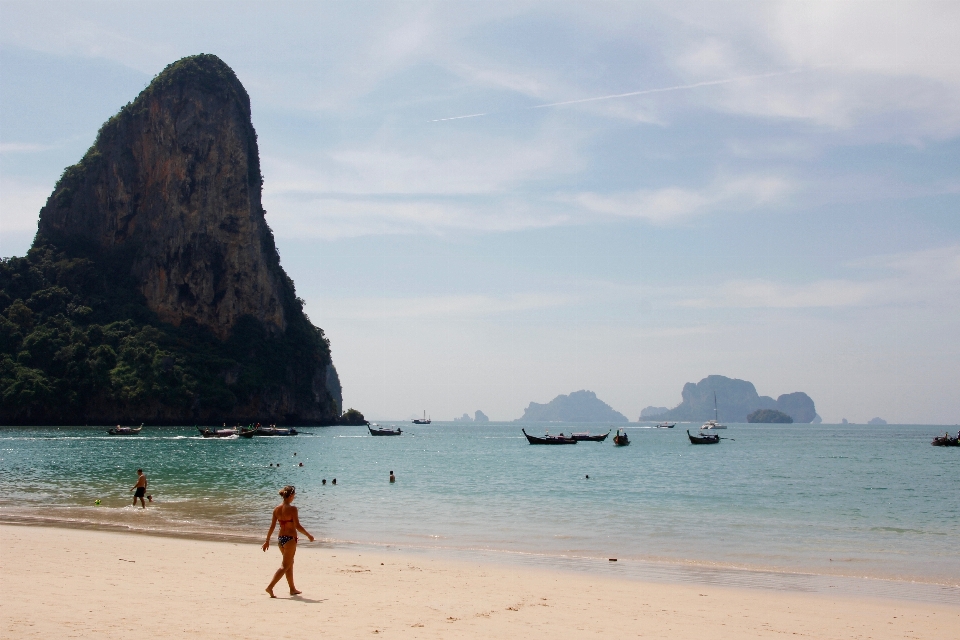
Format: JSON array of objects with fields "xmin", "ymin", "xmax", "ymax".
[{"xmin": 2, "ymin": 2, "xmax": 958, "ymax": 424}]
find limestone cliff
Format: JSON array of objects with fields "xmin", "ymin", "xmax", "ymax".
[
  {"xmin": 37, "ymin": 54, "xmax": 284, "ymax": 339},
  {"xmin": 0, "ymin": 54, "xmax": 340, "ymax": 425}
]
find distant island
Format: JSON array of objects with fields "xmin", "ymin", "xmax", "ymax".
[
  {"xmin": 516, "ymin": 390, "xmax": 628, "ymax": 422},
  {"xmin": 747, "ymin": 409, "xmax": 794, "ymax": 423},
  {"xmin": 0, "ymin": 55, "xmax": 343, "ymax": 426},
  {"xmin": 868, "ymin": 417, "xmax": 888, "ymax": 425},
  {"xmin": 646, "ymin": 375, "xmax": 817, "ymax": 423},
  {"xmin": 640, "ymin": 406, "xmax": 669, "ymax": 419},
  {"xmin": 453, "ymin": 410, "xmax": 489, "ymax": 422}
]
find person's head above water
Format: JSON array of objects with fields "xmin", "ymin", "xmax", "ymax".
[{"xmin": 279, "ymin": 485, "xmax": 296, "ymax": 501}]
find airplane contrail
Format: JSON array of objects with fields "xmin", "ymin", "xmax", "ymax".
[{"xmin": 428, "ymin": 68, "xmax": 803, "ymax": 123}]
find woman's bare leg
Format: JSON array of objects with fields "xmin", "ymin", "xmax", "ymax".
[
  {"xmin": 284, "ymin": 542, "xmax": 300, "ymax": 594},
  {"xmin": 266, "ymin": 543, "xmax": 296, "ymax": 597}
]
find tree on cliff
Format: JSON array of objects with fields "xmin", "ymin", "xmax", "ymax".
[
  {"xmin": 747, "ymin": 409, "xmax": 794, "ymax": 423},
  {"xmin": 0, "ymin": 54, "xmax": 342, "ymax": 425}
]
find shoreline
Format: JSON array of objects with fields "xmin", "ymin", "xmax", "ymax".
[
  {"xmin": 3, "ymin": 524, "xmax": 958, "ymax": 640},
  {"xmin": 3, "ymin": 514, "xmax": 958, "ymax": 606}
]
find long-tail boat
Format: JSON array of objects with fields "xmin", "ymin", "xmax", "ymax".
[
  {"xmin": 613, "ymin": 429, "xmax": 630, "ymax": 446},
  {"xmin": 522, "ymin": 429, "xmax": 577, "ymax": 445},
  {"xmin": 238, "ymin": 425, "xmax": 298, "ymax": 437},
  {"xmin": 369, "ymin": 425, "xmax": 403, "ymax": 436},
  {"xmin": 571, "ymin": 430, "xmax": 611, "ymax": 442},
  {"xmin": 198, "ymin": 426, "xmax": 238, "ymax": 438},
  {"xmin": 107, "ymin": 424, "xmax": 142, "ymax": 435},
  {"xmin": 688, "ymin": 429, "xmax": 719, "ymax": 444},
  {"xmin": 931, "ymin": 432, "xmax": 960, "ymax": 446}
]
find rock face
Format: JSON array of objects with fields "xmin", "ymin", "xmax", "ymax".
[
  {"xmin": 516, "ymin": 390, "xmax": 628, "ymax": 422},
  {"xmin": 649, "ymin": 375, "xmax": 817, "ymax": 423},
  {"xmin": 37, "ymin": 54, "xmax": 284, "ymax": 340},
  {"xmin": 0, "ymin": 54, "xmax": 341, "ymax": 425},
  {"xmin": 474, "ymin": 410, "xmax": 489, "ymax": 422}
]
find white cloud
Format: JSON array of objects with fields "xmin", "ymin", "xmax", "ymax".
[
  {"xmin": 680, "ymin": 245, "xmax": 960, "ymax": 310},
  {"xmin": 265, "ymin": 195, "xmax": 572, "ymax": 239},
  {"xmin": 259, "ymin": 118, "xmax": 585, "ymax": 238},
  {"xmin": 320, "ymin": 292, "xmax": 575, "ymax": 321},
  {"xmin": 572, "ymin": 174, "xmax": 793, "ymax": 224},
  {"xmin": 0, "ymin": 143, "xmax": 54, "ymax": 153},
  {"xmin": 663, "ymin": 2, "xmax": 960, "ymax": 138}
]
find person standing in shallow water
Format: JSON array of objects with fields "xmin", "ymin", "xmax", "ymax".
[
  {"xmin": 130, "ymin": 469, "xmax": 147, "ymax": 508},
  {"xmin": 262, "ymin": 485, "xmax": 314, "ymax": 597}
]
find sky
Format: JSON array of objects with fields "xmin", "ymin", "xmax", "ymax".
[{"xmin": 1, "ymin": 1, "xmax": 958, "ymax": 423}]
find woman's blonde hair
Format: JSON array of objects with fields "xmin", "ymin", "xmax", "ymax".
[{"xmin": 279, "ymin": 485, "xmax": 296, "ymax": 498}]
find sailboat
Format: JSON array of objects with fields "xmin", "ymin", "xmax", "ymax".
[
  {"xmin": 700, "ymin": 392, "xmax": 727, "ymax": 429},
  {"xmin": 412, "ymin": 410, "xmax": 431, "ymax": 425}
]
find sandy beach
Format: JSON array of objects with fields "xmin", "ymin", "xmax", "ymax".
[{"xmin": 1, "ymin": 524, "xmax": 956, "ymax": 639}]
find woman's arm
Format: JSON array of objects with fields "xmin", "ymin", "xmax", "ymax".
[
  {"xmin": 262, "ymin": 510, "xmax": 278, "ymax": 551},
  {"xmin": 294, "ymin": 507, "xmax": 315, "ymax": 542}
]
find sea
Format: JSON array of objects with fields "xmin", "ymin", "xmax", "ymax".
[{"xmin": 2, "ymin": 422, "xmax": 958, "ymax": 603}]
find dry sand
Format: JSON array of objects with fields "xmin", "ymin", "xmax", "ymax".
[{"xmin": 1, "ymin": 524, "xmax": 956, "ymax": 639}]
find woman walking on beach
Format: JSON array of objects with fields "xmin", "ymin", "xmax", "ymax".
[{"xmin": 262, "ymin": 485, "xmax": 314, "ymax": 597}]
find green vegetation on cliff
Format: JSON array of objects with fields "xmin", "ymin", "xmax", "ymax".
[
  {"xmin": 746, "ymin": 409, "xmax": 794, "ymax": 423},
  {"xmin": 0, "ymin": 243, "xmax": 332, "ymax": 425}
]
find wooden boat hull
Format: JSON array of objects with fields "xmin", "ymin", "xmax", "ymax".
[
  {"xmin": 571, "ymin": 431, "xmax": 610, "ymax": 442},
  {"xmin": 107, "ymin": 427, "xmax": 142, "ymax": 435},
  {"xmin": 613, "ymin": 435, "xmax": 629, "ymax": 446},
  {"xmin": 198, "ymin": 428, "xmax": 238, "ymax": 438},
  {"xmin": 522, "ymin": 429, "xmax": 577, "ymax": 444},
  {"xmin": 238, "ymin": 428, "xmax": 297, "ymax": 437},
  {"xmin": 369, "ymin": 426, "xmax": 403, "ymax": 436},
  {"xmin": 688, "ymin": 429, "xmax": 719, "ymax": 444},
  {"xmin": 931, "ymin": 436, "xmax": 960, "ymax": 446}
]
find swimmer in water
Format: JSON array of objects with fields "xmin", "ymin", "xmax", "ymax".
[{"xmin": 389, "ymin": 471, "xmax": 395, "ymax": 483}]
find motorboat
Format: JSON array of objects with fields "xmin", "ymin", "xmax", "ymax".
[
  {"xmin": 571, "ymin": 430, "xmax": 611, "ymax": 442},
  {"xmin": 412, "ymin": 410, "xmax": 431, "ymax": 425}
]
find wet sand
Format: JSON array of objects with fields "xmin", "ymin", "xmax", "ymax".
[{"xmin": 2, "ymin": 524, "xmax": 956, "ymax": 639}]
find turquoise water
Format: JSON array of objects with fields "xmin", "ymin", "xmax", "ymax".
[{"xmin": 2, "ymin": 422, "xmax": 958, "ymax": 589}]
